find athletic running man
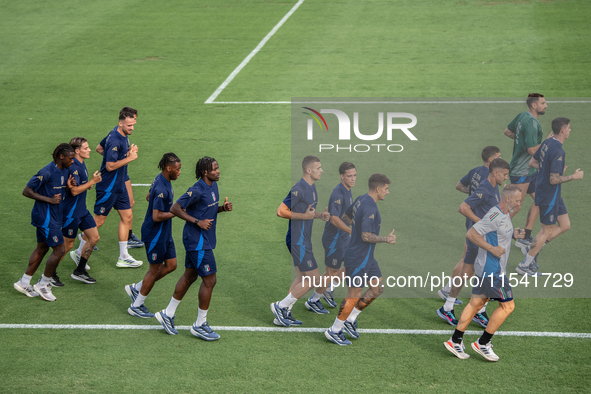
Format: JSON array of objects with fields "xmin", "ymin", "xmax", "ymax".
[
  {"xmin": 516, "ymin": 117, "xmax": 584, "ymax": 275},
  {"xmin": 14, "ymin": 143, "xmax": 75, "ymax": 301},
  {"xmin": 444, "ymin": 185, "xmax": 524, "ymax": 361},
  {"xmin": 325, "ymin": 174, "xmax": 396, "ymax": 346},
  {"xmin": 155, "ymin": 157, "xmax": 232, "ymax": 341}
]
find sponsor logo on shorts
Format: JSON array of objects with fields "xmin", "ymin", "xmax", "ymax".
[{"xmin": 152, "ymin": 253, "xmax": 157, "ymax": 261}]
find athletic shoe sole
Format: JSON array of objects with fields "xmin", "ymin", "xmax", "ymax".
[
  {"xmin": 270, "ymin": 303, "xmax": 291, "ymax": 327},
  {"xmin": 116, "ymin": 259, "xmax": 143, "ymax": 268},
  {"xmin": 127, "ymin": 306, "xmax": 154, "ymax": 319},
  {"xmin": 324, "ymin": 329, "xmax": 351, "ymax": 346},
  {"xmin": 190, "ymin": 326, "xmax": 220, "ymax": 341}
]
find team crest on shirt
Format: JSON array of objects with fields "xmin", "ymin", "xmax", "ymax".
[
  {"xmin": 152, "ymin": 253, "xmax": 157, "ymax": 261},
  {"xmin": 68, "ymin": 229, "xmax": 73, "ymax": 236},
  {"xmin": 52, "ymin": 236, "xmax": 58, "ymax": 243},
  {"xmin": 204, "ymin": 265, "xmax": 210, "ymax": 272},
  {"xmin": 313, "ymin": 192, "xmax": 316, "ymax": 201},
  {"xmin": 211, "ymin": 192, "xmax": 216, "ymax": 201},
  {"xmin": 100, "ymin": 207, "xmax": 105, "ymax": 214},
  {"xmin": 61, "ymin": 176, "xmax": 64, "ymax": 185},
  {"xmin": 307, "ymin": 260, "xmax": 313, "ymax": 267},
  {"xmin": 496, "ymin": 195, "xmax": 500, "ymax": 202},
  {"xmin": 349, "ymin": 198, "xmax": 353, "ymax": 204}
]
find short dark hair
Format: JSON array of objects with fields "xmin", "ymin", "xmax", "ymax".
[
  {"xmin": 501, "ymin": 184, "xmax": 522, "ymax": 200},
  {"xmin": 339, "ymin": 162, "xmax": 356, "ymax": 175},
  {"xmin": 158, "ymin": 152, "xmax": 181, "ymax": 171},
  {"xmin": 195, "ymin": 156, "xmax": 216, "ymax": 179},
  {"xmin": 69, "ymin": 137, "xmax": 88, "ymax": 151},
  {"xmin": 302, "ymin": 155, "xmax": 320, "ymax": 171},
  {"xmin": 551, "ymin": 117, "xmax": 570, "ymax": 134},
  {"xmin": 368, "ymin": 173, "xmax": 390, "ymax": 191},
  {"xmin": 481, "ymin": 146, "xmax": 500, "ymax": 162},
  {"xmin": 489, "ymin": 158, "xmax": 510, "ymax": 172},
  {"xmin": 526, "ymin": 93, "xmax": 544, "ymax": 109},
  {"xmin": 119, "ymin": 107, "xmax": 137, "ymax": 121},
  {"xmin": 52, "ymin": 143, "xmax": 74, "ymax": 162}
]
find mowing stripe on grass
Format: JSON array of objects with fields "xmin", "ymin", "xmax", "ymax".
[
  {"xmin": 210, "ymin": 100, "xmax": 591, "ymax": 105},
  {"xmin": 204, "ymin": 0, "xmax": 305, "ymax": 104},
  {"xmin": 1, "ymin": 324, "xmax": 589, "ymax": 338}
]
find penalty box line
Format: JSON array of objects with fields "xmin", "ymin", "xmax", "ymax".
[{"xmin": 0, "ymin": 324, "xmax": 589, "ymax": 338}]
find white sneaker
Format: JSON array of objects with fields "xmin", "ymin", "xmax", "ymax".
[
  {"xmin": 14, "ymin": 281, "xmax": 39, "ymax": 297},
  {"xmin": 33, "ymin": 282, "xmax": 57, "ymax": 301},
  {"xmin": 471, "ymin": 340, "xmax": 499, "ymax": 361},
  {"xmin": 116, "ymin": 256, "xmax": 143, "ymax": 268},
  {"xmin": 444, "ymin": 338, "xmax": 470, "ymax": 359},
  {"xmin": 70, "ymin": 251, "xmax": 90, "ymax": 270}
]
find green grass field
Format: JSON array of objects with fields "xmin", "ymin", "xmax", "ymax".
[{"xmin": 1, "ymin": 0, "xmax": 590, "ymax": 392}]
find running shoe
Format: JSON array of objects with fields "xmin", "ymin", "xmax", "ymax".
[
  {"xmin": 472, "ymin": 311, "xmax": 489, "ymax": 328},
  {"xmin": 471, "ymin": 341, "xmax": 499, "ymax": 361},
  {"xmin": 14, "ymin": 281, "xmax": 39, "ymax": 297},
  {"xmin": 190, "ymin": 322, "xmax": 220, "ymax": 341},
  {"xmin": 127, "ymin": 233, "xmax": 144, "ymax": 249},
  {"xmin": 343, "ymin": 319, "xmax": 359, "ymax": 339},
  {"xmin": 305, "ymin": 299, "xmax": 330, "ymax": 314},
  {"xmin": 322, "ymin": 290, "xmax": 338, "ymax": 308},
  {"xmin": 270, "ymin": 302, "xmax": 291, "ymax": 327},
  {"xmin": 49, "ymin": 272, "xmax": 64, "ymax": 287},
  {"xmin": 124, "ymin": 283, "xmax": 139, "ymax": 303},
  {"xmin": 155, "ymin": 310, "xmax": 178, "ymax": 335},
  {"xmin": 71, "ymin": 270, "xmax": 96, "ymax": 284},
  {"xmin": 325, "ymin": 329, "xmax": 352, "ymax": 346},
  {"xmin": 444, "ymin": 338, "xmax": 470, "ymax": 359},
  {"xmin": 116, "ymin": 256, "xmax": 143, "ymax": 268},
  {"xmin": 128, "ymin": 304, "xmax": 155, "ymax": 318},
  {"xmin": 34, "ymin": 282, "xmax": 56, "ymax": 301},
  {"xmin": 437, "ymin": 307, "xmax": 458, "ymax": 326}
]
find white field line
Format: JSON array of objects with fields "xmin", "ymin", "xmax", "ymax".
[
  {"xmin": 0, "ymin": 324, "xmax": 589, "ymax": 338},
  {"xmin": 204, "ymin": 0, "xmax": 305, "ymax": 104},
  {"xmin": 131, "ymin": 184, "xmax": 152, "ymax": 187},
  {"xmin": 209, "ymin": 100, "xmax": 591, "ymax": 105}
]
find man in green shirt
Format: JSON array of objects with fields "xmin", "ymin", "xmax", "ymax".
[{"xmin": 504, "ymin": 93, "xmax": 548, "ymax": 249}]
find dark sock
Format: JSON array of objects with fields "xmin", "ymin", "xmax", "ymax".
[
  {"xmin": 452, "ymin": 329, "xmax": 464, "ymax": 344},
  {"xmin": 524, "ymin": 229, "xmax": 532, "ymax": 239},
  {"xmin": 128, "ymin": 229, "xmax": 133, "ymax": 240},
  {"xmin": 77, "ymin": 257, "xmax": 88, "ymax": 273},
  {"xmin": 479, "ymin": 331, "xmax": 494, "ymax": 345}
]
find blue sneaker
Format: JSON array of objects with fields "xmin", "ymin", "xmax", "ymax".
[
  {"xmin": 270, "ymin": 302, "xmax": 291, "ymax": 327},
  {"xmin": 322, "ymin": 290, "xmax": 338, "ymax": 308},
  {"xmin": 437, "ymin": 289, "xmax": 463, "ymax": 305},
  {"xmin": 515, "ymin": 260, "xmax": 542, "ymax": 277},
  {"xmin": 127, "ymin": 304, "xmax": 155, "ymax": 318},
  {"xmin": 273, "ymin": 310, "xmax": 302, "ymax": 327},
  {"xmin": 437, "ymin": 307, "xmax": 458, "ymax": 326},
  {"xmin": 472, "ymin": 311, "xmax": 489, "ymax": 328},
  {"xmin": 305, "ymin": 299, "xmax": 330, "ymax": 314},
  {"xmin": 124, "ymin": 283, "xmax": 139, "ymax": 303},
  {"xmin": 190, "ymin": 322, "xmax": 220, "ymax": 341},
  {"xmin": 325, "ymin": 329, "xmax": 352, "ymax": 346},
  {"xmin": 155, "ymin": 310, "xmax": 178, "ymax": 335},
  {"xmin": 343, "ymin": 319, "xmax": 359, "ymax": 339}
]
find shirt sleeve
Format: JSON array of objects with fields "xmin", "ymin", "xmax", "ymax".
[
  {"xmin": 327, "ymin": 190, "xmax": 344, "ymax": 217},
  {"xmin": 549, "ymin": 147, "xmax": 565, "ymax": 175},
  {"xmin": 104, "ymin": 138, "xmax": 120, "ymax": 164},
  {"xmin": 360, "ymin": 206, "xmax": 379, "ymax": 234},
  {"xmin": 473, "ymin": 209, "xmax": 500, "ymax": 236},
  {"xmin": 459, "ymin": 171, "xmax": 471, "ymax": 186},
  {"xmin": 533, "ymin": 143, "xmax": 542, "ymax": 161},
  {"xmin": 282, "ymin": 192, "xmax": 291, "ymax": 209},
  {"xmin": 26, "ymin": 167, "xmax": 49, "ymax": 192},
  {"xmin": 100, "ymin": 136, "xmax": 107, "ymax": 148},
  {"xmin": 289, "ymin": 184, "xmax": 304, "ymax": 209},
  {"xmin": 152, "ymin": 185, "xmax": 167, "ymax": 212},
  {"xmin": 464, "ymin": 189, "xmax": 484, "ymax": 210},
  {"xmin": 176, "ymin": 187, "xmax": 201, "ymax": 210},
  {"xmin": 69, "ymin": 166, "xmax": 82, "ymax": 186},
  {"xmin": 507, "ymin": 115, "xmax": 518, "ymax": 133}
]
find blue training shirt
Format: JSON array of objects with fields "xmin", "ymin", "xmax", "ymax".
[
  {"xmin": 62, "ymin": 158, "xmax": 90, "ymax": 227},
  {"xmin": 26, "ymin": 162, "xmax": 69, "ymax": 228},
  {"xmin": 534, "ymin": 137, "xmax": 565, "ymax": 207},
  {"xmin": 176, "ymin": 179, "xmax": 219, "ymax": 251},
  {"xmin": 343, "ymin": 193, "xmax": 381, "ymax": 269},
  {"xmin": 100, "ymin": 128, "xmax": 130, "ymax": 182},
  {"xmin": 322, "ymin": 183, "xmax": 353, "ymax": 252},
  {"xmin": 463, "ymin": 178, "xmax": 500, "ymax": 228},
  {"xmin": 96, "ymin": 127, "xmax": 129, "ymax": 193},
  {"xmin": 141, "ymin": 173, "xmax": 174, "ymax": 251},
  {"xmin": 284, "ymin": 178, "xmax": 318, "ymax": 252},
  {"xmin": 459, "ymin": 165, "xmax": 490, "ymax": 229}
]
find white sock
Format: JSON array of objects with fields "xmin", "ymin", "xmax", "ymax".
[
  {"xmin": 165, "ymin": 297, "xmax": 181, "ymax": 317},
  {"xmin": 279, "ymin": 293, "xmax": 298, "ymax": 309},
  {"xmin": 135, "ymin": 281, "xmax": 143, "ymax": 292},
  {"xmin": 196, "ymin": 308, "xmax": 208, "ymax": 326},
  {"xmin": 347, "ymin": 307, "xmax": 362, "ymax": 322},
  {"xmin": 331, "ymin": 318, "xmax": 346, "ymax": 333},
  {"xmin": 310, "ymin": 291, "xmax": 322, "ymax": 302},
  {"xmin": 76, "ymin": 237, "xmax": 86, "ymax": 256},
  {"xmin": 444, "ymin": 298, "xmax": 456, "ymax": 312},
  {"xmin": 521, "ymin": 253, "xmax": 535, "ymax": 266},
  {"xmin": 478, "ymin": 302, "xmax": 488, "ymax": 314},
  {"xmin": 39, "ymin": 275, "xmax": 51, "ymax": 287},
  {"xmin": 328, "ymin": 279, "xmax": 335, "ymax": 292},
  {"xmin": 443, "ymin": 283, "xmax": 451, "ymax": 293},
  {"xmin": 119, "ymin": 242, "xmax": 130, "ymax": 260},
  {"xmin": 133, "ymin": 294, "xmax": 147, "ymax": 308},
  {"xmin": 21, "ymin": 274, "xmax": 32, "ymax": 286}
]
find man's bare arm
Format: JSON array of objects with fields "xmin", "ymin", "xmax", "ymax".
[
  {"xmin": 331, "ymin": 215, "xmax": 351, "ymax": 234},
  {"xmin": 456, "ymin": 181, "xmax": 469, "ymax": 194},
  {"xmin": 361, "ymin": 229, "xmax": 396, "ymax": 244},
  {"xmin": 550, "ymin": 169, "xmax": 584, "ymax": 185},
  {"xmin": 504, "ymin": 127, "xmax": 515, "ymax": 139}
]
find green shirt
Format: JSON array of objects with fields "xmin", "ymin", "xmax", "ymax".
[{"xmin": 508, "ymin": 111, "xmax": 543, "ymax": 177}]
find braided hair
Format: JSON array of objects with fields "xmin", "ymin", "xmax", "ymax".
[
  {"xmin": 195, "ymin": 156, "xmax": 216, "ymax": 180},
  {"xmin": 158, "ymin": 152, "xmax": 181, "ymax": 171},
  {"xmin": 52, "ymin": 143, "xmax": 74, "ymax": 162}
]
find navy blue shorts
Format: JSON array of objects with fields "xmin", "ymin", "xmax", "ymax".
[
  {"xmin": 185, "ymin": 249, "xmax": 216, "ymax": 277},
  {"xmin": 94, "ymin": 190, "xmax": 131, "ymax": 216},
  {"xmin": 464, "ymin": 239, "xmax": 479, "ymax": 265},
  {"xmin": 324, "ymin": 246, "xmax": 345, "ymax": 269},
  {"xmin": 539, "ymin": 197, "xmax": 567, "ymax": 226},
  {"xmin": 36, "ymin": 226, "xmax": 64, "ymax": 247},
  {"xmin": 62, "ymin": 211, "xmax": 96, "ymax": 238},
  {"xmin": 345, "ymin": 260, "xmax": 382, "ymax": 288},
  {"xmin": 472, "ymin": 274, "xmax": 513, "ymax": 302},
  {"xmin": 146, "ymin": 239, "xmax": 176, "ymax": 264},
  {"xmin": 510, "ymin": 172, "xmax": 537, "ymax": 195},
  {"xmin": 291, "ymin": 244, "xmax": 318, "ymax": 272}
]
